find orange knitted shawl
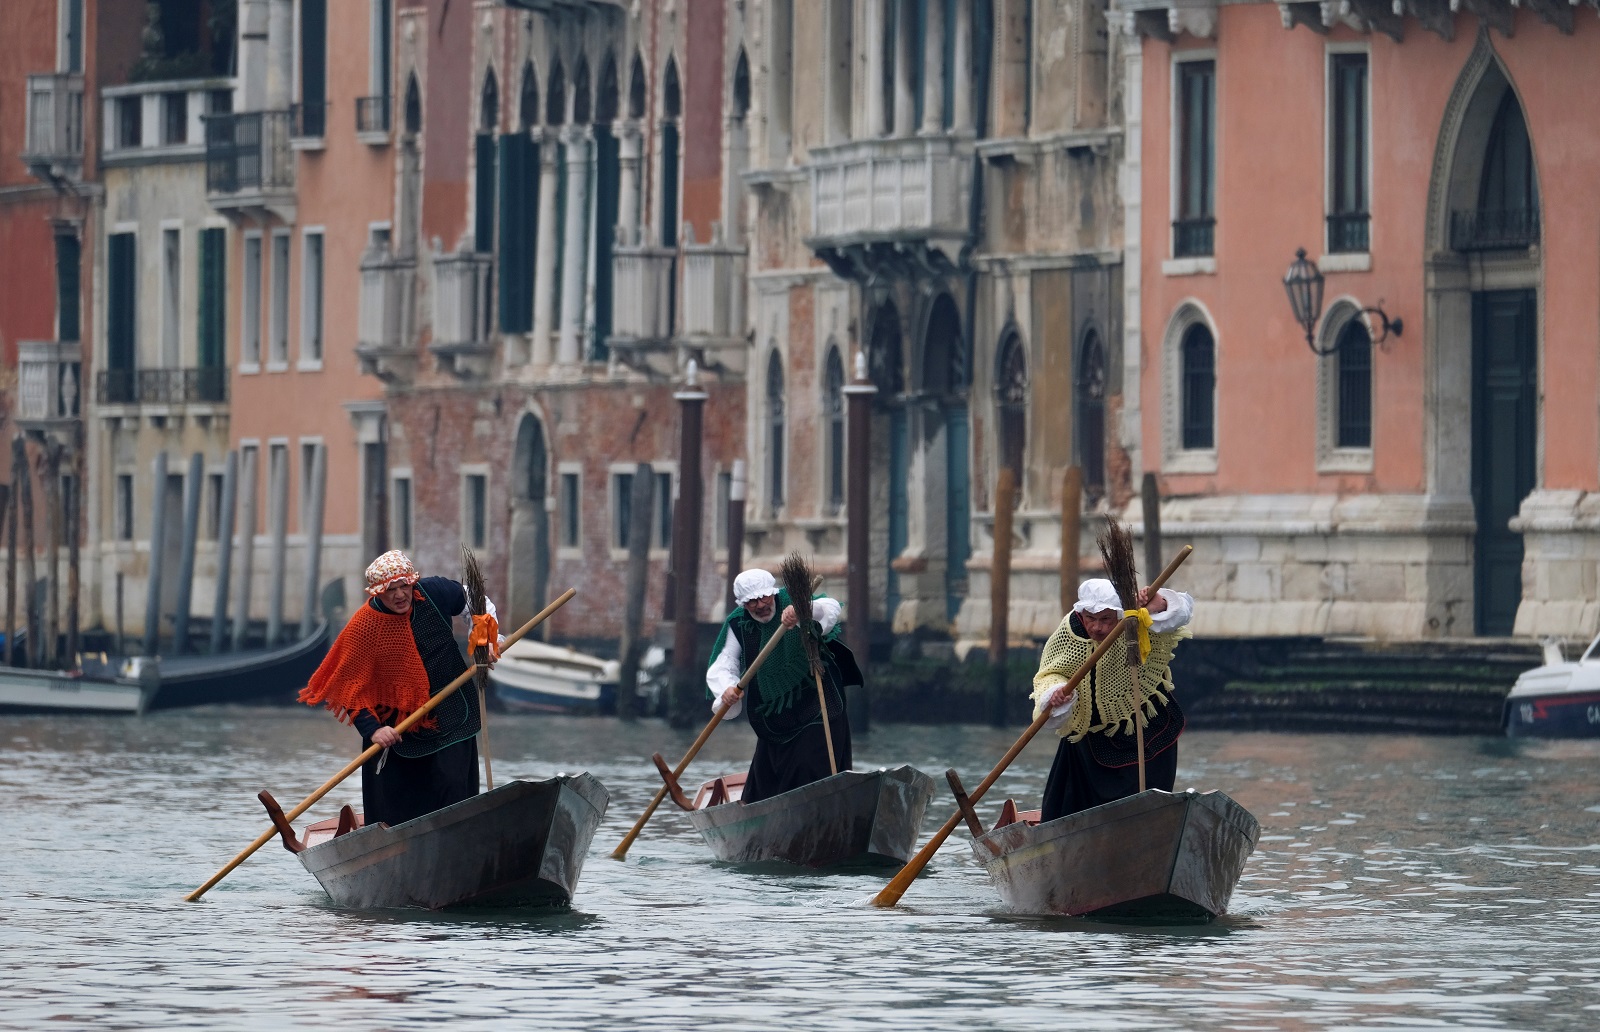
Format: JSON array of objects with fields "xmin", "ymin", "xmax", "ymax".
[{"xmin": 298, "ymin": 599, "xmax": 436, "ymax": 727}]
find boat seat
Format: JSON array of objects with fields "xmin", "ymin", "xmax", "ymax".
[
  {"xmin": 994, "ymin": 800, "xmax": 1043, "ymax": 829},
  {"xmin": 692, "ymin": 772, "xmax": 747, "ymax": 809}
]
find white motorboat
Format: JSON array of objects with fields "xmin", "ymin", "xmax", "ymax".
[
  {"xmin": 1503, "ymin": 634, "xmax": 1600, "ymax": 737},
  {"xmin": 489, "ymin": 639, "xmax": 619, "ymax": 714}
]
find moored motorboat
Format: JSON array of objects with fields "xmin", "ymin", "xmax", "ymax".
[
  {"xmin": 264, "ymin": 773, "xmax": 610, "ymax": 909},
  {"xmin": 0, "ymin": 658, "xmax": 159, "ymax": 715},
  {"xmin": 970, "ymin": 788, "xmax": 1259, "ymax": 923},
  {"xmin": 667, "ymin": 766, "xmax": 936, "ymax": 868},
  {"xmin": 1503, "ymin": 635, "xmax": 1600, "ymax": 738},
  {"xmin": 489, "ymin": 639, "xmax": 620, "ymax": 714}
]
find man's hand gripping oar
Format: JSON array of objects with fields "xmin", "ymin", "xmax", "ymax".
[
  {"xmin": 610, "ymin": 622, "xmax": 791, "ymax": 860},
  {"xmin": 183, "ymin": 588, "xmax": 577, "ymax": 902},
  {"xmin": 871, "ymin": 545, "xmax": 1193, "ymax": 909}
]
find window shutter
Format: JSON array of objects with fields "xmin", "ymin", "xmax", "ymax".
[
  {"xmin": 497, "ymin": 133, "xmax": 530, "ymax": 333},
  {"xmin": 198, "ymin": 228, "xmax": 226, "ymax": 369},
  {"xmin": 55, "ymin": 234, "xmax": 81, "ymax": 343},
  {"xmin": 108, "ymin": 234, "xmax": 137, "ymax": 372}
]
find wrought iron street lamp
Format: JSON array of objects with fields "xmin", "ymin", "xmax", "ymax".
[{"xmin": 1283, "ymin": 248, "xmax": 1402, "ymax": 356}]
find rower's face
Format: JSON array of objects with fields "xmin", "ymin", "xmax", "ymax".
[
  {"xmin": 1080, "ymin": 608, "xmax": 1121, "ymax": 642},
  {"xmin": 382, "ymin": 584, "xmax": 414, "ymax": 615},
  {"xmin": 746, "ymin": 594, "xmax": 778, "ymax": 622}
]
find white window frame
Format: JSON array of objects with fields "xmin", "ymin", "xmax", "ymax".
[
  {"xmin": 298, "ymin": 437, "xmax": 324, "ymax": 531},
  {"xmin": 1160, "ymin": 299, "xmax": 1220, "ymax": 474},
  {"xmin": 299, "ymin": 227, "xmax": 325, "ymax": 370},
  {"xmin": 1165, "ymin": 49, "xmax": 1219, "ymax": 276},
  {"xmin": 557, "ymin": 461, "xmax": 583, "ymax": 558},
  {"xmin": 390, "ymin": 467, "xmax": 414, "ymax": 550},
  {"xmin": 460, "ymin": 464, "xmax": 490, "ymax": 549},
  {"xmin": 241, "ymin": 230, "xmax": 263, "ymax": 372},
  {"xmin": 267, "ymin": 228, "xmax": 292, "ymax": 371},
  {"xmin": 1314, "ymin": 297, "xmax": 1376, "ymax": 474},
  {"xmin": 1321, "ymin": 43, "xmax": 1374, "ymax": 272}
]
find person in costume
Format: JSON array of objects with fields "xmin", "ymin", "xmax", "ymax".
[
  {"xmin": 299, "ymin": 550, "xmax": 503, "ymax": 828},
  {"xmin": 1030, "ymin": 578, "xmax": 1194, "ymax": 822},
  {"xmin": 706, "ymin": 569, "xmax": 862, "ymax": 804}
]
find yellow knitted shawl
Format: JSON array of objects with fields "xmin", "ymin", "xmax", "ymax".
[{"xmin": 1028, "ymin": 616, "xmax": 1190, "ymax": 742}]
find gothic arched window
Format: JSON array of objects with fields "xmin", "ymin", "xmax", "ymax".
[
  {"xmin": 996, "ymin": 331, "xmax": 1028, "ymax": 488},
  {"xmin": 1180, "ymin": 323, "xmax": 1216, "ymax": 451},
  {"xmin": 480, "ymin": 67, "xmax": 499, "ymax": 132},
  {"xmin": 767, "ymin": 350, "xmax": 786, "ymax": 512},
  {"xmin": 519, "ymin": 62, "xmax": 538, "ymax": 130},
  {"xmin": 1076, "ymin": 328, "xmax": 1107, "ymax": 496}
]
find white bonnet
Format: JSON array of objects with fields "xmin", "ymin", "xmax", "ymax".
[
  {"xmin": 1072, "ymin": 578, "xmax": 1124, "ymax": 615},
  {"xmin": 733, "ymin": 569, "xmax": 779, "ymax": 606}
]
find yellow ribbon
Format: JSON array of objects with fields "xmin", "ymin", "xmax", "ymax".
[{"xmin": 1125, "ymin": 607, "xmax": 1153, "ymax": 664}]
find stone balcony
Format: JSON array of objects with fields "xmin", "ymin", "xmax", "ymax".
[
  {"xmin": 356, "ymin": 247, "xmax": 418, "ymax": 384},
  {"xmin": 16, "ymin": 341, "xmax": 82, "ymax": 436},
  {"xmin": 805, "ymin": 133, "xmax": 974, "ymax": 280},
  {"xmin": 428, "ymin": 245, "xmax": 493, "ymax": 379},
  {"xmin": 678, "ymin": 222, "xmax": 746, "ymax": 374},
  {"xmin": 203, "ymin": 109, "xmax": 295, "ymax": 221},
  {"xmin": 102, "ymin": 78, "xmax": 233, "ymax": 166},
  {"xmin": 22, "ymin": 73, "xmax": 85, "ymax": 184},
  {"xmin": 609, "ymin": 228, "xmax": 677, "ymax": 377}
]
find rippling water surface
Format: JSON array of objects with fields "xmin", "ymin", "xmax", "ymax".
[{"xmin": 4, "ymin": 708, "xmax": 1600, "ymax": 1030}]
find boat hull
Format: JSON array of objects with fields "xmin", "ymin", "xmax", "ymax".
[
  {"xmin": 149, "ymin": 623, "xmax": 331, "ymax": 709},
  {"xmin": 296, "ymin": 774, "xmax": 610, "ymax": 910},
  {"xmin": 0, "ymin": 666, "xmax": 157, "ymax": 715},
  {"xmin": 491, "ymin": 666, "xmax": 617, "ymax": 715},
  {"xmin": 973, "ymin": 789, "xmax": 1259, "ymax": 923},
  {"xmin": 687, "ymin": 766, "xmax": 935, "ymax": 868},
  {"xmin": 1503, "ymin": 691, "xmax": 1600, "ymax": 738}
]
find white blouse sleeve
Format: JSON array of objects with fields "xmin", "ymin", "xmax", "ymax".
[
  {"xmin": 812, "ymin": 597, "xmax": 842, "ymax": 635},
  {"xmin": 1147, "ymin": 589, "xmax": 1192, "ymax": 634},
  {"xmin": 706, "ymin": 633, "xmax": 744, "ymax": 719}
]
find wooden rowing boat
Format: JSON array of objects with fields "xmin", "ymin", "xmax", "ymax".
[
  {"xmin": 969, "ymin": 788, "xmax": 1259, "ymax": 923},
  {"xmin": 264, "ymin": 774, "xmax": 610, "ymax": 909},
  {"xmin": 671, "ymin": 766, "xmax": 936, "ymax": 868},
  {"xmin": 150, "ymin": 621, "xmax": 331, "ymax": 709},
  {"xmin": 0, "ymin": 658, "xmax": 159, "ymax": 715}
]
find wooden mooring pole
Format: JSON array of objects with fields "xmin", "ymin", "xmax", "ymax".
[
  {"xmin": 617, "ymin": 462, "xmax": 654, "ymax": 720},
  {"xmin": 1141, "ymin": 472, "xmax": 1163, "ymax": 583},
  {"xmin": 987, "ymin": 467, "xmax": 1016, "ymax": 727},
  {"xmin": 1059, "ymin": 465, "xmax": 1082, "ymax": 616},
  {"xmin": 667, "ymin": 364, "xmax": 708, "ymax": 729},
  {"xmin": 844, "ymin": 353, "xmax": 877, "ymax": 734}
]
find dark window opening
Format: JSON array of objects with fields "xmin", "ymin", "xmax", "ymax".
[
  {"xmin": 597, "ymin": 55, "xmax": 619, "ymax": 124},
  {"xmin": 572, "ymin": 57, "xmax": 591, "ymax": 125},
  {"xmin": 1328, "ymin": 53, "xmax": 1369, "ymax": 254},
  {"xmin": 403, "ymin": 73, "xmax": 422, "ymax": 134},
  {"xmin": 732, "ymin": 49, "xmax": 751, "ymax": 122},
  {"xmin": 996, "ymin": 332, "xmax": 1027, "ymax": 494},
  {"xmin": 767, "ymin": 351, "xmax": 786, "ymax": 512},
  {"xmin": 1179, "ymin": 322, "xmax": 1216, "ymax": 451},
  {"xmin": 1175, "ymin": 60, "xmax": 1215, "ymax": 258},
  {"xmin": 1453, "ymin": 89, "xmax": 1540, "ymax": 251},
  {"xmin": 520, "ymin": 62, "xmax": 539, "ymax": 130},
  {"xmin": 825, "ymin": 347, "xmax": 846, "ymax": 512},
  {"xmin": 1076, "ymin": 328, "xmax": 1107, "ymax": 497},
  {"xmin": 1335, "ymin": 317, "xmax": 1372, "ymax": 449},
  {"xmin": 546, "ymin": 61, "xmax": 566, "ymax": 126},
  {"xmin": 560, "ymin": 472, "xmax": 580, "ymax": 548},
  {"xmin": 628, "ymin": 53, "xmax": 646, "ymax": 120}
]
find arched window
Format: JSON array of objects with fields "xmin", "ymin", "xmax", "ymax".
[
  {"xmin": 663, "ymin": 58, "xmax": 681, "ymax": 120},
  {"xmin": 996, "ymin": 331, "xmax": 1027, "ymax": 488},
  {"xmin": 661, "ymin": 57, "xmax": 681, "ymax": 249},
  {"xmin": 546, "ymin": 60, "xmax": 566, "ymax": 126},
  {"xmin": 572, "ymin": 56, "xmax": 591, "ymax": 125},
  {"xmin": 403, "ymin": 72, "xmax": 421, "ymax": 134},
  {"xmin": 1335, "ymin": 318, "xmax": 1372, "ymax": 449},
  {"xmin": 628, "ymin": 53, "xmax": 646, "ymax": 120},
  {"xmin": 519, "ymin": 61, "xmax": 539, "ymax": 130},
  {"xmin": 767, "ymin": 350, "xmax": 786, "ymax": 512},
  {"xmin": 732, "ymin": 48, "xmax": 751, "ymax": 122},
  {"xmin": 1477, "ymin": 89, "xmax": 1539, "ymax": 246},
  {"xmin": 1075, "ymin": 329, "xmax": 1107, "ymax": 497},
  {"xmin": 597, "ymin": 54, "xmax": 619, "ymax": 124},
  {"xmin": 824, "ymin": 346, "xmax": 845, "ymax": 512},
  {"xmin": 1180, "ymin": 323, "xmax": 1216, "ymax": 451},
  {"xmin": 480, "ymin": 67, "xmax": 499, "ymax": 132}
]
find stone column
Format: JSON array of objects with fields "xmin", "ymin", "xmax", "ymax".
[
  {"xmin": 557, "ymin": 127, "xmax": 591, "ymax": 366},
  {"xmin": 531, "ymin": 133, "xmax": 561, "ymax": 366},
  {"xmin": 865, "ymin": 0, "xmax": 885, "ymax": 137},
  {"xmin": 618, "ymin": 123, "xmax": 642, "ymax": 242},
  {"xmin": 921, "ymin": 0, "xmax": 945, "ymax": 134},
  {"xmin": 894, "ymin": 0, "xmax": 916, "ymax": 136},
  {"xmin": 952, "ymin": 0, "xmax": 973, "ymax": 131}
]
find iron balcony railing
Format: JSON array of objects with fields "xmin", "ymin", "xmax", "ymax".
[
  {"xmin": 96, "ymin": 367, "xmax": 228, "ymax": 405},
  {"xmin": 290, "ymin": 101, "xmax": 327, "ymax": 139},
  {"xmin": 355, "ymin": 95, "xmax": 390, "ymax": 134},
  {"xmin": 204, "ymin": 110, "xmax": 294, "ymax": 194},
  {"xmin": 1450, "ymin": 208, "xmax": 1540, "ymax": 252},
  {"xmin": 1173, "ymin": 217, "xmax": 1215, "ymax": 258},
  {"xmin": 1326, "ymin": 212, "xmax": 1370, "ymax": 254}
]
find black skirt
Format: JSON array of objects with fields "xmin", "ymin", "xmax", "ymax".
[
  {"xmin": 360, "ymin": 735, "xmax": 480, "ymax": 827},
  {"xmin": 1040, "ymin": 732, "xmax": 1177, "ymax": 824},
  {"xmin": 742, "ymin": 710, "xmax": 853, "ymax": 804}
]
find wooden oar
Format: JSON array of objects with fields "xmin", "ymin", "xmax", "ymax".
[
  {"xmin": 872, "ymin": 545, "xmax": 1193, "ymax": 909},
  {"xmin": 184, "ymin": 587, "xmax": 577, "ymax": 902},
  {"xmin": 611, "ymin": 622, "xmax": 791, "ymax": 860}
]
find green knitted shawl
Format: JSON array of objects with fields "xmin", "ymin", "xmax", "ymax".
[{"xmin": 707, "ymin": 588, "xmax": 842, "ymax": 716}]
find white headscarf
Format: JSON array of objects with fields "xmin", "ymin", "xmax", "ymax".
[
  {"xmin": 1072, "ymin": 578, "xmax": 1124, "ymax": 615},
  {"xmin": 732, "ymin": 568, "xmax": 779, "ymax": 606}
]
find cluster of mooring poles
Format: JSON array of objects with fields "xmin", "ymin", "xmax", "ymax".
[{"xmin": 0, "ymin": 431, "xmax": 85, "ymax": 670}]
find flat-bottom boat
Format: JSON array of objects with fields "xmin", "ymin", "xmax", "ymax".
[
  {"xmin": 264, "ymin": 773, "xmax": 610, "ymax": 909},
  {"xmin": 667, "ymin": 766, "xmax": 936, "ymax": 868},
  {"xmin": 970, "ymin": 788, "xmax": 1259, "ymax": 923},
  {"xmin": 0, "ymin": 658, "xmax": 159, "ymax": 715}
]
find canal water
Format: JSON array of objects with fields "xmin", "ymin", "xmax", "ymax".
[{"xmin": 4, "ymin": 708, "xmax": 1600, "ymax": 1031}]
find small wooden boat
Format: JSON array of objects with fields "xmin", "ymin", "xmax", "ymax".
[
  {"xmin": 0, "ymin": 658, "xmax": 160, "ymax": 715},
  {"xmin": 261, "ymin": 774, "xmax": 610, "ymax": 909},
  {"xmin": 659, "ymin": 765, "xmax": 936, "ymax": 868},
  {"xmin": 489, "ymin": 639, "xmax": 619, "ymax": 714},
  {"xmin": 149, "ymin": 621, "xmax": 331, "ymax": 709},
  {"xmin": 969, "ymin": 788, "xmax": 1259, "ymax": 923}
]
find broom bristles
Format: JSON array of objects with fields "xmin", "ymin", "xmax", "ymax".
[
  {"xmin": 779, "ymin": 552, "xmax": 821, "ymax": 673},
  {"xmin": 461, "ymin": 545, "xmax": 487, "ymax": 616},
  {"xmin": 1097, "ymin": 516, "xmax": 1140, "ymax": 611}
]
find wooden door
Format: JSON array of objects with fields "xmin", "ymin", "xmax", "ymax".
[{"xmin": 1472, "ymin": 290, "xmax": 1537, "ymax": 636}]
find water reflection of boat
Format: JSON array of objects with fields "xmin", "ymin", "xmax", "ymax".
[
  {"xmin": 669, "ymin": 766, "xmax": 936, "ymax": 868},
  {"xmin": 267, "ymin": 774, "xmax": 610, "ymax": 910},
  {"xmin": 489, "ymin": 639, "xmax": 620, "ymax": 714},
  {"xmin": 148, "ymin": 622, "xmax": 331, "ymax": 709},
  {"xmin": 0, "ymin": 658, "xmax": 160, "ymax": 715},
  {"xmin": 971, "ymin": 789, "xmax": 1259, "ymax": 923},
  {"xmin": 1503, "ymin": 635, "xmax": 1600, "ymax": 738}
]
